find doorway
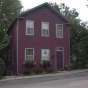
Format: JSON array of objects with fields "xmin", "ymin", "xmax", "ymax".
[{"xmin": 56, "ymin": 47, "xmax": 64, "ymax": 71}]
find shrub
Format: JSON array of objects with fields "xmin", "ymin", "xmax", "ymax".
[
  {"xmin": 35, "ymin": 69, "xmax": 42, "ymax": 74},
  {"xmin": 53, "ymin": 71, "xmax": 57, "ymax": 73},
  {"xmin": 40, "ymin": 60, "xmax": 52, "ymax": 67},
  {"xmin": 42, "ymin": 71, "xmax": 47, "ymax": 74},
  {"xmin": 65, "ymin": 63, "xmax": 72, "ymax": 71},
  {"xmin": 30, "ymin": 72, "xmax": 36, "ymax": 75},
  {"xmin": 47, "ymin": 69, "xmax": 55, "ymax": 73},
  {"xmin": 77, "ymin": 61, "xmax": 84, "ymax": 69},
  {"xmin": 23, "ymin": 70, "xmax": 31, "ymax": 75},
  {"xmin": 0, "ymin": 58, "xmax": 5, "ymax": 78},
  {"xmin": 23, "ymin": 60, "xmax": 36, "ymax": 68},
  {"xmin": 18, "ymin": 74, "xmax": 25, "ymax": 76},
  {"xmin": 85, "ymin": 64, "xmax": 88, "ymax": 69}
]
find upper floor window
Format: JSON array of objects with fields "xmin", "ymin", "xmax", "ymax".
[
  {"xmin": 25, "ymin": 48, "xmax": 34, "ymax": 60},
  {"xmin": 42, "ymin": 22, "xmax": 49, "ymax": 37},
  {"xmin": 41, "ymin": 49, "xmax": 50, "ymax": 60},
  {"xmin": 26, "ymin": 20, "xmax": 34, "ymax": 35},
  {"xmin": 56, "ymin": 24, "xmax": 63, "ymax": 38}
]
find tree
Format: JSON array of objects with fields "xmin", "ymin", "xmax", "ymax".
[
  {"xmin": 49, "ymin": 2, "xmax": 60, "ymax": 12},
  {"xmin": 49, "ymin": 2, "xmax": 88, "ymax": 69},
  {"xmin": 0, "ymin": 0, "xmax": 23, "ymax": 61},
  {"xmin": 0, "ymin": 0, "xmax": 23, "ymax": 32},
  {"xmin": 0, "ymin": 58, "xmax": 5, "ymax": 78},
  {"xmin": 0, "ymin": 34, "xmax": 9, "ymax": 50}
]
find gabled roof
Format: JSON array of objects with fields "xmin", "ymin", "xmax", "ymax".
[{"xmin": 7, "ymin": 2, "xmax": 70, "ymax": 34}]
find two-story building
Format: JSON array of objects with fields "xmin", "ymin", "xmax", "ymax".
[{"xmin": 7, "ymin": 2, "xmax": 70, "ymax": 75}]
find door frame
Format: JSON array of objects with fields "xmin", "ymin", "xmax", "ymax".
[{"xmin": 55, "ymin": 47, "xmax": 64, "ymax": 71}]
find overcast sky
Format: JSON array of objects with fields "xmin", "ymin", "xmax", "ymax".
[{"xmin": 20, "ymin": 0, "xmax": 88, "ymax": 22}]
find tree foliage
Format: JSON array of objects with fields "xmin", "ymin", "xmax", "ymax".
[
  {"xmin": 0, "ymin": 0, "xmax": 23, "ymax": 61},
  {"xmin": 0, "ymin": 34, "xmax": 9, "ymax": 51},
  {"xmin": 0, "ymin": 0, "xmax": 23, "ymax": 32},
  {"xmin": 0, "ymin": 58, "xmax": 5, "ymax": 78},
  {"xmin": 50, "ymin": 2, "xmax": 88, "ymax": 69}
]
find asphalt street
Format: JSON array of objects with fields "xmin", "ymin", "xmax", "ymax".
[{"xmin": 0, "ymin": 70, "xmax": 88, "ymax": 88}]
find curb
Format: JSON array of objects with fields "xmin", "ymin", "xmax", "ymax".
[{"xmin": 0, "ymin": 69, "xmax": 88, "ymax": 82}]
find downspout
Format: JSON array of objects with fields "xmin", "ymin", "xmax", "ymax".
[{"xmin": 16, "ymin": 17, "xmax": 23, "ymax": 74}]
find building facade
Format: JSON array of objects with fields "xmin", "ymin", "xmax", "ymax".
[{"xmin": 7, "ymin": 2, "xmax": 70, "ymax": 75}]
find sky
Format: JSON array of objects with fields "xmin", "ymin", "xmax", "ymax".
[{"xmin": 20, "ymin": 0, "xmax": 88, "ymax": 22}]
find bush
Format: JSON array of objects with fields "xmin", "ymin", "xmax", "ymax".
[
  {"xmin": 40, "ymin": 60, "xmax": 52, "ymax": 67},
  {"xmin": 30, "ymin": 72, "xmax": 36, "ymax": 75},
  {"xmin": 85, "ymin": 64, "xmax": 88, "ymax": 69},
  {"xmin": 0, "ymin": 58, "xmax": 5, "ymax": 78},
  {"xmin": 35, "ymin": 69, "xmax": 42, "ymax": 74},
  {"xmin": 42, "ymin": 71, "xmax": 47, "ymax": 74},
  {"xmin": 23, "ymin": 70, "xmax": 31, "ymax": 75},
  {"xmin": 77, "ymin": 61, "xmax": 84, "ymax": 69},
  {"xmin": 47, "ymin": 69, "xmax": 55, "ymax": 73},
  {"xmin": 65, "ymin": 63, "xmax": 72, "ymax": 71},
  {"xmin": 53, "ymin": 71, "xmax": 57, "ymax": 73},
  {"xmin": 23, "ymin": 60, "xmax": 36, "ymax": 68},
  {"xmin": 18, "ymin": 74, "xmax": 25, "ymax": 76}
]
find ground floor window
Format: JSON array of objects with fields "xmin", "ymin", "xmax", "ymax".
[
  {"xmin": 25, "ymin": 48, "xmax": 34, "ymax": 60},
  {"xmin": 41, "ymin": 49, "xmax": 50, "ymax": 60}
]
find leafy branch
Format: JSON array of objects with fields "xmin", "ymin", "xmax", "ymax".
[{"xmin": 0, "ymin": 34, "xmax": 9, "ymax": 51}]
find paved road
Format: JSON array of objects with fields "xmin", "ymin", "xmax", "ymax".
[{"xmin": 1, "ymin": 70, "xmax": 88, "ymax": 88}]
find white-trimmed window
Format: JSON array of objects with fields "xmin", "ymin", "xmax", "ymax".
[
  {"xmin": 56, "ymin": 24, "xmax": 63, "ymax": 38},
  {"xmin": 25, "ymin": 48, "xmax": 34, "ymax": 60},
  {"xmin": 26, "ymin": 20, "xmax": 34, "ymax": 35},
  {"xmin": 42, "ymin": 49, "xmax": 50, "ymax": 60},
  {"xmin": 42, "ymin": 22, "xmax": 49, "ymax": 37}
]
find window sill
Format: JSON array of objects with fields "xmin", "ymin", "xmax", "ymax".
[
  {"xmin": 56, "ymin": 37, "xmax": 63, "ymax": 38},
  {"xmin": 26, "ymin": 34, "xmax": 34, "ymax": 36},
  {"xmin": 41, "ymin": 35, "xmax": 49, "ymax": 37}
]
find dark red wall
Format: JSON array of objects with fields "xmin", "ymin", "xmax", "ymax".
[
  {"xmin": 10, "ymin": 6, "xmax": 70, "ymax": 74},
  {"xmin": 7, "ymin": 23, "xmax": 17, "ymax": 75}
]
